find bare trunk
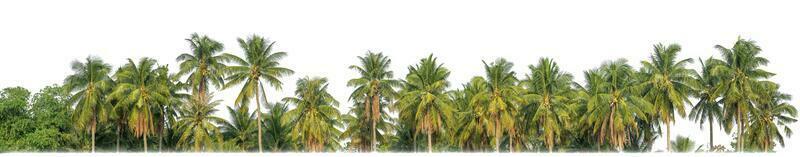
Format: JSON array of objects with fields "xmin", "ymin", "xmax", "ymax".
[
  {"xmin": 144, "ymin": 132, "xmax": 148, "ymax": 153},
  {"xmin": 427, "ymin": 131, "xmax": 433, "ymax": 153},
  {"xmin": 667, "ymin": 118, "xmax": 671, "ymax": 152},
  {"xmin": 371, "ymin": 93, "xmax": 380, "ymax": 152},
  {"xmin": 116, "ymin": 124, "xmax": 120, "ymax": 152},
  {"xmin": 91, "ymin": 121, "xmax": 96, "ymax": 153},
  {"xmin": 737, "ymin": 106, "xmax": 743, "ymax": 152},
  {"xmin": 495, "ymin": 117, "xmax": 501, "ymax": 152},
  {"xmin": 709, "ymin": 116, "xmax": 714, "ymax": 150},
  {"xmin": 256, "ymin": 89, "xmax": 264, "ymax": 153}
]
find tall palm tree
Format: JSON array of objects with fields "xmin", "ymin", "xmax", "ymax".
[
  {"xmin": 688, "ymin": 57, "xmax": 724, "ymax": 150},
  {"xmin": 347, "ymin": 51, "xmax": 400, "ymax": 152},
  {"xmin": 475, "ymin": 58, "xmax": 522, "ymax": 152},
  {"xmin": 639, "ymin": 43, "xmax": 696, "ymax": 152},
  {"xmin": 175, "ymin": 93, "xmax": 226, "ymax": 152},
  {"xmin": 395, "ymin": 55, "xmax": 455, "ymax": 153},
  {"xmin": 521, "ymin": 58, "xmax": 574, "ymax": 152},
  {"xmin": 281, "ymin": 77, "xmax": 342, "ymax": 152},
  {"xmin": 108, "ymin": 58, "xmax": 170, "ymax": 152},
  {"xmin": 175, "ymin": 33, "xmax": 236, "ymax": 99},
  {"xmin": 153, "ymin": 66, "xmax": 189, "ymax": 152},
  {"xmin": 63, "ymin": 56, "xmax": 113, "ymax": 152},
  {"xmin": 580, "ymin": 59, "xmax": 652, "ymax": 151},
  {"xmin": 221, "ymin": 105, "xmax": 257, "ymax": 151},
  {"xmin": 224, "ymin": 35, "xmax": 294, "ymax": 152},
  {"xmin": 745, "ymin": 82, "xmax": 797, "ymax": 151},
  {"xmin": 712, "ymin": 38, "xmax": 774, "ymax": 151}
]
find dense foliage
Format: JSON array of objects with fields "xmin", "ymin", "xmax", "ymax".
[{"xmin": 0, "ymin": 34, "xmax": 796, "ymax": 153}]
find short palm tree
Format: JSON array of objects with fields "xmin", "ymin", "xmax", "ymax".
[
  {"xmin": 63, "ymin": 56, "xmax": 113, "ymax": 152},
  {"xmin": 108, "ymin": 58, "xmax": 170, "ymax": 152},
  {"xmin": 451, "ymin": 77, "xmax": 491, "ymax": 151},
  {"xmin": 688, "ymin": 57, "xmax": 724, "ymax": 150},
  {"xmin": 281, "ymin": 77, "xmax": 342, "ymax": 152},
  {"xmin": 712, "ymin": 38, "xmax": 774, "ymax": 151},
  {"xmin": 175, "ymin": 33, "xmax": 236, "ymax": 98},
  {"xmin": 395, "ymin": 55, "xmax": 455, "ymax": 153},
  {"xmin": 580, "ymin": 59, "xmax": 652, "ymax": 151},
  {"xmin": 221, "ymin": 105, "xmax": 257, "ymax": 151},
  {"xmin": 639, "ymin": 43, "xmax": 696, "ymax": 152},
  {"xmin": 263, "ymin": 102, "xmax": 294, "ymax": 151},
  {"xmin": 671, "ymin": 135, "xmax": 698, "ymax": 152},
  {"xmin": 521, "ymin": 58, "xmax": 574, "ymax": 152},
  {"xmin": 745, "ymin": 82, "xmax": 797, "ymax": 151},
  {"xmin": 175, "ymin": 93, "xmax": 226, "ymax": 152},
  {"xmin": 347, "ymin": 51, "xmax": 400, "ymax": 152},
  {"xmin": 476, "ymin": 58, "xmax": 522, "ymax": 152},
  {"xmin": 224, "ymin": 35, "xmax": 294, "ymax": 152}
]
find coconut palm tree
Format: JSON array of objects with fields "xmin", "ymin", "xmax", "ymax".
[
  {"xmin": 347, "ymin": 51, "xmax": 400, "ymax": 152},
  {"xmin": 281, "ymin": 77, "xmax": 342, "ymax": 152},
  {"xmin": 671, "ymin": 135, "xmax": 698, "ymax": 152},
  {"xmin": 175, "ymin": 93, "xmax": 226, "ymax": 152},
  {"xmin": 263, "ymin": 102, "xmax": 294, "ymax": 151},
  {"xmin": 395, "ymin": 55, "xmax": 455, "ymax": 153},
  {"xmin": 639, "ymin": 43, "xmax": 696, "ymax": 152},
  {"xmin": 224, "ymin": 35, "xmax": 294, "ymax": 152},
  {"xmin": 688, "ymin": 57, "xmax": 724, "ymax": 150},
  {"xmin": 175, "ymin": 33, "xmax": 236, "ymax": 99},
  {"xmin": 745, "ymin": 82, "xmax": 797, "ymax": 151},
  {"xmin": 63, "ymin": 56, "xmax": 113, "ymax": 152},
  {"xmin": 108, "ymin": 58, "xmax": 170, "ymax": 152},
  {"xmin": 712, "ymin": 38, "xmax": 774, "ymax": 151},
  {"xmin": 521, "ymin": 58, "xmax": 574, "ymax": 152},
  {"xmin": 153, "ymin": 66, "xmax": 189, "ymax": 152},
  {"xmin": 475, "ymin": 58, "xmax": 522, "ymax": 152},
  {"xmin": 221, "ymin": 105, "xmax": 257, "ymax": 151},
  {"xmin": 451, "ymin": 77, "xmax": 491, "ymax": 151},
  {"xmin": 580, "ymin": 59, "xmax": 652, "ymax": 151}
]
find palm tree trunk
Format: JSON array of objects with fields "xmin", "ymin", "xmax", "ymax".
[
  {"xmin": 371, "ymin": 93, "xmax": 380, "ymax": 152},
  {"xmin": 413, "ymin": 131, "xmax": 417, "ymax": 152},
  {"xmin": 667, "ymin": 118, "xmax": 671, "ymax": 152},
  {"xmin": 144, "ymin": 133, "xmax": 148, "ymax": 153},
  {"xmin": 737, "ymin": 106, "xmax": 743, "ymax": 152},
  {"xmin": 509, "ymin": 131, "xmax": 513, "ymax": 153},
  {"xmin": 91, "ymin": 121, "xmax": 96, "ymax": 153},
  {"xmin": 495, "ymin": 117, "xmax": 500, "ymax": 153},
  {"xmin": 427, "ymin": 131, "xmax": 433, "ymax": 153},
  {"xmin": 709, "ymin": 116, "xmax": 714, "ymax": 150},
  {"xmin": 256, "ymin": 89, "xmax": 264, "ymax": 153},
  {"xmin": 116, "ymin": 124, "xmax": 120, "ymax": 152}
]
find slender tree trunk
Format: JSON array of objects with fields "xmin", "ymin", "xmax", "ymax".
[
  {"xmin": 91, "ymin": 121, "xmax": 96, "ymax": 153},
  {"xmin": 144, "ymin": 133, "xmax": 148, "ymax": 153},
  {"xmin": 667, "ymin": 118, "xmax": 671, "ymax": 152},
  {"xmin": 159, "ymin": 116, "xmax": 164, "ymax": 152},
  {"xmin": 737, "ymin": 106, "xmax": 743, "ymax": 152},
  {"xmin": 509, "ymin": 130, "xmax": 514, "ymax": 153},
  {"xmin": 256, "ymin": 89, "xmax": 264, "ymax": 153},
  {"xmin": 709, "ymin": 116, "xmax": 714, "ymax": 150},
  {"xmin": 116, "ymin": 124, "xmax": 120, "ymax": 152},
  {"xmin": 495, "ymin": 117, "xmax": 500, "ymax": 153},
  {"xmin": 427, "ymin": 131, "xmax": 433, "ymax": 153}
]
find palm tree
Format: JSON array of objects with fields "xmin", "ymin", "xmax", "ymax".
[
  {"xmin": 395, "ymin": 55, "xmax": 455, "ymax": 153},
  {"xmin": 347, "ymin": 51, "xmax": 400, "ymax": 152},
  {"xmin": 475, "ymin": 58, "xmax": 522, "ymax": 152},
  {"xmin": 175, "ymin": 33, "xmax": 236, "ymax": 99},
  {"xmin": 153, "ymin": 66, "xmax": 189, "ymax": 152},
  {"xmin": 281, "ymin": 77, "xmax": 342, "ymax": 152},
  {"xmin": 63, "ymin": 56, "xmax": 113, "ymax": 152},
  {"xmin": 671, "ymin": 135, "xmax": 698, "ymax": 152},
  {"xmin": 175, "ymin": 93, "xmax": 226, "ymax": 152},
  {"xmin": 263, "ymin": 102, "xmax": 294, "ymax": 151},
  {"xmin": 580, "ymin": 59, "xmax": 652, "ymax": 151},
  {"xmin": 221, "ymin": 105, "xmax": 257, "ymax": 151},
  {"xmin": 745, "ymin": 82, "xmax": 797, "ymax": 151},
  {"xmin": 108, "ymin": 58, "xmax": 170, "ymax": 152},
  {"xmin": 712, "ymin": 38, "xmax": 774, "ymax": 151},
  {"xmin": 688, "ymin": 57, "xmax": 724, "ymax": 150},
  {"xmin": 639, "ymin": 43, "xmax": 696, "ymax": 152},
  {"xmin": 521, "ymin": 58, "xmax": 574, "ymax": 152},
  {"xmin": 451, "ymin": 77, "xmax": 491, "ymax": 151},
  {"xmin": 224, "ymin": 35, "xmax": 294, "ymax": 152}
]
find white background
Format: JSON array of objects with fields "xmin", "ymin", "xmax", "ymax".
[{"xmin": 1, "ymin": 0, "xmax": 799, "ymax": 152}]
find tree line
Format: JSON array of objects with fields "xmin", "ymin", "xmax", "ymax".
[{"xmin": 0, "ymin": 33, "xmax": 796, "ymax": 153}]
